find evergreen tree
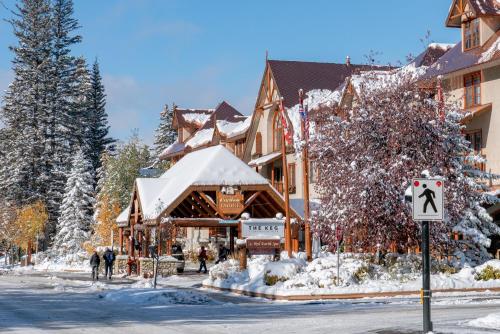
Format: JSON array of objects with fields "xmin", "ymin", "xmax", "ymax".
[
  {"xmin": 73, "ymin": 57, "xmax": 92, "ymax": 153},
  {"xmin": 0, "ymin": 0, "xmax": 54, "ymax": 207},
  {"xmin": 153, "ymin": 103, "xmax": 177, "ymax": 159},
  {"xmin": 43, "ymin": 0, "xmax": 82, "ymax": 239},
  {"xmin": 53, "ymin": 149, "xmax": 95, "ymax": 255},
  {"xmin": 87, "ymin": 59, "xmax": 114, "ymax": 172}
]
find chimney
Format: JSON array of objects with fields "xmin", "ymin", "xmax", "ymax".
[{"xmin": 346, "ymin": 56, "xmax": 351, "ymax": 66}]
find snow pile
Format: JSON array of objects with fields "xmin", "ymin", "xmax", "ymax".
[
  {"xmin": 465, "ymin": 313, "xmax": 500, "ymax": 330},
  {"xmin": 102, "ymin": 288, "xmax": 216, "ymax": 305},
  {"xmin": 204, "ymin": 253, "xmax": 500, "ymax": 296},
  {"xmin": 34, "ymin": 251, "xmax": 91, "ymax": 272}
]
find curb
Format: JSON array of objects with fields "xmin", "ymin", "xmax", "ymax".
[{"xmin": 203, "ymin": 285, "xmax": 500, "ymax": 301}]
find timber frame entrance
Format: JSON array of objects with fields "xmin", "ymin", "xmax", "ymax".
[{"xmin": 117, "ymin": 182, "xmax": 300, "ymax": 260}]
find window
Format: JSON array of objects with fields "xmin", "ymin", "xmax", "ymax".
[
  {"xmin": 464, "ymin": 72, "xmax": 481, "ymax": 108},
  {"xmin": 288, "ymin": 163, "xmax": 296, "ymax": 194},
  {"xmin": 273, "ymin": 111, "xmax": 283, "ymax": 152},
  {"xmin": 465, "ymin": 130, "xmax": 482, "ymax": 153},
  {"xmin": 464, "ymin": 18, "xmax": 480, "ymax": 50},
  {"xmin": 255, "ymin": 132, "xmax": 262, "ymax": 155},
  {"xmin": 309, "ymin": 160, "xmax": 319, "ymax": 183}
]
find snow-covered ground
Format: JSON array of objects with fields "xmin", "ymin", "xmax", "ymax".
[
  {"xmin": 1, "ymin": 270, "xmax": 500, "ymax": 333},
  {"xmin": 204, "ymin": 253, "xmax": 500, "ymax": 297}
]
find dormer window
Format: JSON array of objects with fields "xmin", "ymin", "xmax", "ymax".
[{"xmin": 463, "ymin": 18, "xmax": 480, "ymax": 50}]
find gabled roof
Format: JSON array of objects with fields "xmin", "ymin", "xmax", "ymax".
[
  {"xmin": 133, "ymin": 145, "xmax": 272, "ymax": 220},
  {"xmin": 199, "ymin": 101, "xmax": 244, "ymax": 130},
  {"xmin": 412, "ymin": 43, "xmax": 455, "ymax": 67},
  {"xmin": 469, "ymin": 0, "xmax": 500, "ymax": 15},
  {"xmin": 446, "ymin": 0, "xmax": 500, "ymax": 27},
  {"xmin": 267, "ymin": 59, "xmax": 393, "ymax": 108},
  {"xmin": 423, "ymin": 31, "xmax": 500, "ymax": 78}
]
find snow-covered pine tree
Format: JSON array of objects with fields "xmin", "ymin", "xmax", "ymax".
[
  {"xmin": 43, "ymin": 0, "xmax": 82, "ymax": 240},
  {"xmin": 73, "ymin": 57, "xmax": 92, "ymax": 153},
  {"xmin": 87, "ymin": 59, "xmax": 114, "ymax": 173},
  {"xmin": 53, "ymin": 149, "xmax": 95, "ymax": 255},
  {"xmin": 0, "ymin": 0, "xmax": 54, "ymax": 207},
  {"xmin": 310, "ymin": 69, "xmax": 500, "ymax": 265},
  {"xmin": 153, "ymin": 103, "xmax": 177, "ymax": 159}
]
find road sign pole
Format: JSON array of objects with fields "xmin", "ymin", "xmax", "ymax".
[{"xmin": 421, "ymin": 220, "xmax": 432, "ymax": 333}]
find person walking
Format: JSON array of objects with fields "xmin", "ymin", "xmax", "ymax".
[
  {"xmin": 90, "ymin": 251, "xmax": 100, "ymax": 282},
  {"xmin": 197, "ymin": 246, "xmax": 208, "ymax": 274},
  {"xmin": 215, "ymin": 244, "xmax": 228, "ymax": 264},
  {"xmin": 103, "ymin": 248, "xmax": 116, "ymax": 280}
]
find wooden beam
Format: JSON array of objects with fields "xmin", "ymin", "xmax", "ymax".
[
  {"xmin": 197, "ymin": 191, "xmax": 228, "ymax": 219},
  {"xmin": 242, "ymin": 191, "xmax": 262, "ymax": 211},
  {"xmin": 175, "ymin": 202, "xmax": 192, "ymax": 218},
  {"xmin": 191, "ymin": 192, "xmax": 215, "ymax": 216},
  {"xmin": 184, "ymin": 195, "xmax": 207, "ymax": 217}
]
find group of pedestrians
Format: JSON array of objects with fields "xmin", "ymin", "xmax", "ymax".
[{"xmin": 90, "ymin": 248, "xmax": 116, "ymax": 281}]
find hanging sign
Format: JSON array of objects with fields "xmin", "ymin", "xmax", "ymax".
[
  {"xmin": 412, "ymin": 178, "xmax": 444, "ymax": 221},
  {"xmin": 217, "ymin": 192, "xmax": 244, "ymax": 215}
]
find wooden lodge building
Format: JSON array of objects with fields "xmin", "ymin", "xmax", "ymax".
[{"xmin": 116, "ymin": 0, "xmax": 500, "ymax": 269}]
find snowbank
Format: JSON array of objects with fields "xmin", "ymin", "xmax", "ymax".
[
  {"xmin": 34, "ymin": 252, "xmax": 91, "ymax": 272},
  {"xmin": 102, "ymin": 288, "xmax": 216, "ymax": 305},
  {"xmin": 204, "ymin": 253, "xmax": 500, "ymax": 297},
  {"xmin": 465, "ymin": 313, "xmax": 500, "ymax": 330}
]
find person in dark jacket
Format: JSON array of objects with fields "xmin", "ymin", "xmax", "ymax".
[
  {"xmin": 215, "ymin": 245, "xmax": 228, "ymax": 264},
  {"xmin": 196, "ymin": 246, "xmax": 208, "ymax": 274},
  {"xmin": 103, "ymin": 248, "xmax": 116, "ymax": 280},
  {"xmin": 90, "ymin": 251, "xmax": 100, "ymax": 281}
]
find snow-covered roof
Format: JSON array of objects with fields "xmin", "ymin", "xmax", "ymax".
[
  {"xmin": 116, "ymin": 205, "xmax": 130, "ymax": 225},
  {"xmin": 182, "ymin": 113, "xmax": 212, "ymax": 126},
  {"xmin": 424, "ymin": 31, "xmax": 500, "ymax": 78},
  {"xmin": 159, "ymin": 140, "xmax": 185, "ymax": 159},
  {"xmin": 185, "ymin": 128, "xmax": 214, "ymax": 149},
  {"xmin": 286, "ymin": 88, "xmax": 345, "ymax": 151},
  {"xmin": 137, "ymin": 145, "xmax": 270, "ymax": 221},
  {"xmin": 248, "ymin": 151, "xmax": 282, "ymax": 167},
  {"xmin": 217, "ymin": 116, "xmax": 251, "ymax": 138}
]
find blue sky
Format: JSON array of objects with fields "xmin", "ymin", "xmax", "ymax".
[{"xmin": 0, "ymin": 0, "xmax": 459, "ymax": 145}]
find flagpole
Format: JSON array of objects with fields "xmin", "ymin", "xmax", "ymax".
[
  {"xmin": 279, "ymin": 99, "xmax": 293, "ymax": 258},
  {"xmin": 299, "ymin": 89, "xmax": 312, "ymax": 262}
]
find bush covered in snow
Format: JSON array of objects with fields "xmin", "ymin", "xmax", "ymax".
[
  {"xmin": 204, "ymin": 252, "xmax": 500, "ymax": 295},
  {"xmin": 474, "ymin": 260, "xmax": 500, "ymax": 281}
]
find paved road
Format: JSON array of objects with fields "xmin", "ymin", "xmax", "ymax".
[{"xmin": 0, "ymin": 271, "xmax": 499, "ymax": 334}]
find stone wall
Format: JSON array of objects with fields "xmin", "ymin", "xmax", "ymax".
[
  {"xmin": 138, "ymin": 257, "xmax": 179, "ymax": 278},
  {"xmin": 115, "ymin": 255, "xmax": 129, "ymax": 275}
]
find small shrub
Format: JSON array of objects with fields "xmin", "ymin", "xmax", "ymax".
[
  {"xmin": 475, "ymin": 265, "xmax": 500, "ymax": 281},
  {"xmin": 353, "ymin": 265, "xmax": 371, "ymax": 283},
  {"xmin": 264, "ymin": 270, "xmax": 287, "ymax": 286}
]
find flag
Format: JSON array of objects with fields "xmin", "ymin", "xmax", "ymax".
[
  {"xmin": 279, "ymin": 99, "xmax": 293, "ymax": 146},
  {"xmin": 299, "ymin": 102, "xmax": 309, "ymax": 141}
]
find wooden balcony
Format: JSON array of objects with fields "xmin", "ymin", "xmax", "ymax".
[{"xmin": 270, "ymin": 180, "xmax": 296, "ymax": 195}]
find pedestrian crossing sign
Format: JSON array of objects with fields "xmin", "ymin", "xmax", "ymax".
[{"xmin": 411, "ymin": 178, "xmax": 444, "ymax": 221}]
